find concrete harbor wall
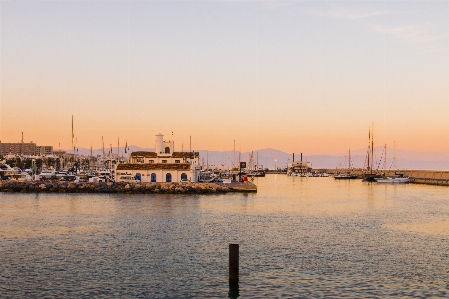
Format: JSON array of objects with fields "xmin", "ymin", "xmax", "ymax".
[
  {"xmin": 322, "ymin": 168, "xmax": 449, "ymax": 186},
  {"xmin": 0, "ymin": 181, "xmax": 234, "ymax": 194}
]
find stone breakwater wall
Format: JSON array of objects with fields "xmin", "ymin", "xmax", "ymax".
[
  {"xmin": 322, "ymin": 169, "xmax": 449, "ymax": 186},
  {"xmin": 0, "ymin": 181, "xmax": 232, "ymax": 194}
]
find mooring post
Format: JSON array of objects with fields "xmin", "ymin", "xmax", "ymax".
[{"xmin": 229, "ymin": 244, "xmax": 239, "ymax": 283}]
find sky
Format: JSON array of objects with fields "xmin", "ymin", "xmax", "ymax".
[{"xmin": 1, "ymin": 1, "xmax": 448, "ymax": 155}]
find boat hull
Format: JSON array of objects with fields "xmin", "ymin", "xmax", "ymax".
[
  {"xmin": 334, "ymin": 175, "xmax": 358, "ymax": 180},
  {"xmin": 362, "ymin": 173, "xmax": 383, "ymax": 182},
  {"xmin": 375, "ymin": 177, "xmax": 410, "ymax": 184}
]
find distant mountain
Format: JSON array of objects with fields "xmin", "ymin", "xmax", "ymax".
[{"xmin": 70, "ymin": 146, "xmax": 449, "ymax": 170}]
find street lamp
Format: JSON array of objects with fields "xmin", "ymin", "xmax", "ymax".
[{"xmin": 275, "ymin": 159, "xmax": 277, "ymax": 172}]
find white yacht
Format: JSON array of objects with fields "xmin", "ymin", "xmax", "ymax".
[
  {"xmin": 39, "ymin": 168, "xmax": 55, "ymax": 179},
  {"xmin": 375, "ymin": 174, "xmax": 410, "ymax": 184},
  {"xmin": 0, "ymin": 163, "xmax": 15, "ymax": 179}
]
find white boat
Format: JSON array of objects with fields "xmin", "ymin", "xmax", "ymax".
[
  {"xmin": 116, "ymin": 174, "xmax": 140, "ymax": 183},
  {"xmin": 11, "ymin": 171, "xmax": 33, "ymax": 181},
  {"xmin": 0, "ymin": 163, "xmax": 15, "ymax": 179},
  {"xmin": 55, "ymin": 171, "xmax": 67, "ymax": 178},
  {"xmin": 375, "ymin": 174, "xmax": 409, "ymax": 184},
  {"xmin": 40, "ymin": 168, "xmax": 55, "ymax": 179}
]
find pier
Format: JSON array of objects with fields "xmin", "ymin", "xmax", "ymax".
[{"xmin": 320, "ymin": 169, "xmax": 449, "ymax": 186}]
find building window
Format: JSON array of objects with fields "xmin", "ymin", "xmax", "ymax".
[
  {"xmin": 162, "ymin": 160, "xmax": 167, "ymax": 163},
  {"xmin": 165, "ymin": 147, "xmax": 170, "ymax": 154},
  {"xmin": 136, "ymin": 157, "xmax": 144, "ymax": 163},
  {"xmin": 166, "ymin": 173, "xmax": 172, "ymax": 182},
  {"xmin": 148, "ymin": 160, "xmax": 154, "ymax": 163},
  {"xmin": 151, "ymin": 173, "xmax": 156, "ymax": 182},
  {"xmin": 175, "ymin": 160, "xmax": 180, "ymax": 164},
  {"xmin": 181, "ymin": 173, "xmax": 187, "ymax": 181}
]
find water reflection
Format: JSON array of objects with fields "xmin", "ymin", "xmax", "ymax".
[
  {"xmin": 1, "ymin": 176, "xmax": 449, "ymax": 297},
  {"xmin": 228, "ymin": 281, "xmax": 240, "ymax": 298}
]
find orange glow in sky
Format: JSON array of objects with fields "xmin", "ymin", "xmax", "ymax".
[{"xmin": 1, "ymin": 1, "xmax": 448, "ymax": 155}]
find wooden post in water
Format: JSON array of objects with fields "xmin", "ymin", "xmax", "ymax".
[{"xmin": 229, "ymin": 244, "xmax": 239, "ymax": 284}]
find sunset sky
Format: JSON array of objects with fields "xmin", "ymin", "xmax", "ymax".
[{"xmin": 1, "ymin": 1, "xmax": 448, "ymax": 155}]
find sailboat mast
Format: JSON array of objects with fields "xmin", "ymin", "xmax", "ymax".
[
  {"xmin": 384, "ymin": 144, "xmax": 387, "ymax": 171},
  {"xmin": 71, "ymin": 115, "xmax": 74, "ymax": 155},
  {"xmin": 233, "ymin": 140, "xmax": 235, "ymax": 169},
  {"xmin": 371, "ymin": 123, "xmax": 374, "ymax": 174},
  {"xmin": 394, "ymin": 141, "xmax": 396, "ymax": 169},
  {"xmin": 349, "ymin": 149, "xmax": 351, "ymax": 170},
  {"xmin": 90, "ymin": 144, "xmax": 93, "ymax": 171},
  {"xmin": 367, "ymin": 129, "xmax": 370, "ymax": 171}
]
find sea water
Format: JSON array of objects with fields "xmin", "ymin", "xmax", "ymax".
[{"xmin": 1, "ymin": 175, "xmax": 448, "ymax": 298}]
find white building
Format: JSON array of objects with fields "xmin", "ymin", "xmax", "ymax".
[{"xmin": 115, "ymin": 133, "xmax": 199, "ymax": 183}]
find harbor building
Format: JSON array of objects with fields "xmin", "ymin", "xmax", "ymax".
[
  {"xmin": 0, "ymin": 142, "xmax": 54, "ymax": 157},
  {"xmin": 0, "ymin": 142, "xmax": 36, "ymax": 156},
  {"xmin": 35, "ymin": 146, "xmax": 53, "ymax": 156},
  {"xmin": 115, "ymin": 133, "xmax": 200, "ymax": 183}
]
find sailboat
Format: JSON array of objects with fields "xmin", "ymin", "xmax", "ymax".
[
  {"xmin": 375, "ymin": 142, "xmax": 409, "ymax": 183},
  {"xmin": 334, "ymin": 149, "xmax": 358, "ymax": 180},
  {"xmin": 247, "ymin": 152, "xmax": 265, "ymax": 177},
  {"xmin": 362, "ymin": 124, "xmax": 382, "ymax": 182}
]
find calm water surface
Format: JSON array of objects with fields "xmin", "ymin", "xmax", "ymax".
[{"xmin": 1, "ymin": 175, "xmax": 449, "ymax": 298}]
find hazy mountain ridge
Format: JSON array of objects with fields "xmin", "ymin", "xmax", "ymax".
[{"xmin": 72, "ymin": 146, "xmax": 449, "ymax": 170}]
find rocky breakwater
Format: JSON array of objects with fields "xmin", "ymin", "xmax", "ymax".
[{"xmin": 0, "ymin": 181, "xmax": 232, "ymax": 194}]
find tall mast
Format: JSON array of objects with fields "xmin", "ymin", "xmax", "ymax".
[
  {"xmin": 394, "ymin": 141, "xmax": 396, "ymax": 169},
  {"xmin": 90, "ymin": 144, "xmax": 93, "ymax": 171},
  {"xmin": 102, "ymin": 136, "xmax": 105, "ymax": 158},
  {"xmin": 72, "ymin": 115, "xmax": 74, "ymax": 155},
  {"xmin": 384, "ymin": 144, "xmax": 387, "ymax": 171},
  {"xmin": 367, "ymin": 129, "xmax": 370, "ymax": 171},
  {"xmin": 371, "ymin": 123, "xmax": 374, "ymax": 174},
  {"xmin": 233, "ymin": 140, "xmax": 235, "ymax": 169},
  {"xmin": 349, "ymin": 149, "xmax": 351, "ymax": 170}
]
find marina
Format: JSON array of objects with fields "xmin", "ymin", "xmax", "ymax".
[{"xmin": 2, "ymin": 1, "xmax": 448, "ymax": 298}]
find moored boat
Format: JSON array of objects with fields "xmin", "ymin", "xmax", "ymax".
[
  {"xmin": 375, "ymin": 173, "xmax": 409, "ymax": 184},
  {"xmin": 362, "ymin": 173, "xmax": 383, "ymax": 182},
  {"xmin": 334, "ymin": 173, "xmax": 359, "ymax": 180}
]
